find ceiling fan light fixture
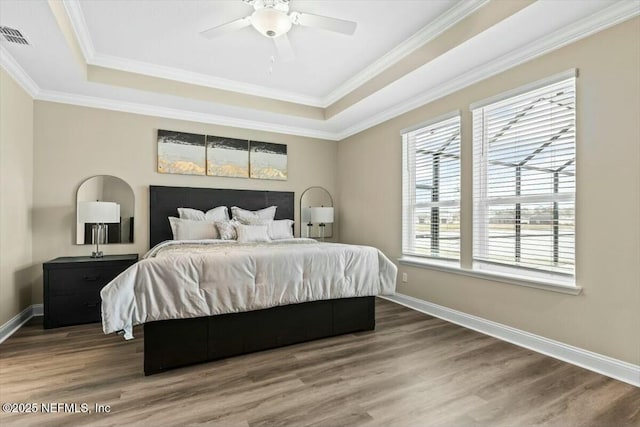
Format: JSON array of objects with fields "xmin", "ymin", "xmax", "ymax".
[{"xmin": 251, "ymin": 7, "xmax": 291, "ymax": 38}]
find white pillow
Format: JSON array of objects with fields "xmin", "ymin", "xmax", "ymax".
[
  {"xmin": 235, "ymin": 224, "xmax": 271, "ymax": 243},
  {"xmin": 242, "ymin": 217, "xmax": 273, "ymax": 226},
  {"xmin": 168, "ymin": 217, "xmax": 219, "ymax": 240},
  {"xmin": 231, "ymin": 206, "xmax": 277, "ymax": 224},
  {"xmin": 178, "ymin": 206, "xmax": 229, "ymax": 222},
  {"xmin": 215, "ymin": 220, "xmax": 239, "ymax": 240},
  {"xmin": 269, "ymin": 219, "xmax": 294, "ymax": 240},
  {"xmin": 242, "ymin": 217, "xmax": 293, "ymax": 240}
]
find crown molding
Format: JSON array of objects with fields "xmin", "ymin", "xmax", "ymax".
[
  {"xmin": 36, "ymin": 90, "xmax": 340, "ymax": 140},
  {"xmin": 60, "ymin": 0, "xmax": 489, "ymax": 108},
  {"xmin": 90, "ymin": 53, "xmax": 324, "ymax": 107},
  {"xmin": 0, "ymin": 44, "xmax": 40, "ymax": 97},
  {"xmin": 336, "ymin": 0, "xmax": 640, "ymax": 140},
  {"xmin": 321, "ymin": 0, "xmax": 490, "ymax": 106},
  {"xmin": 62, "ymin": 0, "xmax": 324, "ymax": 107},
  {"xmin": 0, "ymin": 42, "xmax": 337, "ymax": 140},
  {"xmin": 62, "ymin": 0, "xmax": 95, "ymax": 62},
  {"xmin": 63, "ymin": 0, "xmax": 326, "ymax": 108},
  {"xmin": 4, "ymin": 1, "xmax": 637, "ymax": 143}
]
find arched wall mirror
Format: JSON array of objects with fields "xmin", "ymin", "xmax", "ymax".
[
  {"xmin": 300, "ymin": 186, "xmax": 333, "ymax": 239},
  {"xmin": 76, "ymin": 175, "xmax": 135, "ymax": 245}
]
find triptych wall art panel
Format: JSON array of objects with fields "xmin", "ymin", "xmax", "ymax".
[
  {"xmin": 249, "ymin": 141, "xmax": 288, "ymax": 180},
  {"xmin": 206, "ymin": 136, "xmax": 249, "ymax": 178},
  {"xmin": 157, "ymin": 130, "xmax": 206, "ymax": 176},
  {"xmin": 157, "ymin": 130, "xmax": 287, "ymax": 181}
]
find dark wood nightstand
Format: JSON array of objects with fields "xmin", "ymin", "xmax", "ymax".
[{"xmin": 43, "ymin": 254, "xmax": 138, "ymax": 329}]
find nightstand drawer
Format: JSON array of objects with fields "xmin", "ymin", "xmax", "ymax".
[
  {"xmin": 47, "ymin": 266, "xmax": 123, "ymax": 296},
  {"xmin": 43, "ymin": 254, "xmax": 138, "ymax": 329},
  {"xmin": 48, "ymin": 294, "xmax": 103, "ymax": 326}
]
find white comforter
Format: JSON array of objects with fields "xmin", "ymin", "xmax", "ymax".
[{"xmin": 101, "ymin": 239, "xmax": 397, "ymax": 339}]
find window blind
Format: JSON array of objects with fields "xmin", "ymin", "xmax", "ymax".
[
  {"xmin": 403, "ymin": 114, "xmax": 461, "ymax": 260},
  {"xmin": 472, "ymin": 76, "xmax": 576, "ymax": 278}
]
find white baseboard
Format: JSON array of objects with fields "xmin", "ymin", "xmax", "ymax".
[
  {"xmin": 0, "ymin": 304, "xmax": 43, "ymax": 345},
  {"xmin": 32, "ymin": 303, "xmax": 43, "ymax": 316},
  {"xmin": 381, "ymin": 293, "xmax": 640, "ymax": 388}
]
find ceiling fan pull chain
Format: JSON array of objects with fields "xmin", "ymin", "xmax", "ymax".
[{"xmin": 268, "ymin": 55, "xmax": 276, "ymax": 75}]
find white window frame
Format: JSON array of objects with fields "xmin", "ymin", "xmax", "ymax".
[
  {"xmin": 471, "ymin": 69, "xmax": 577, "ymax": 285},
  {"xmin": 401, "ymin": 111, "xmax": 461, "ymax": 262},
  {"xmin": 399, "ymin": 70, "xmax": 582, "ymax": 295}
]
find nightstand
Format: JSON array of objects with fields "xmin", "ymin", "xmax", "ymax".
[{"xmin": 43, "ymin": 254, "xmax": 138, "ymax": 329}]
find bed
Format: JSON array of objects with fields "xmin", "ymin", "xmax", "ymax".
[{"xmin": 102, "ymin": 185, "xmax": 396, "ymax": 375}]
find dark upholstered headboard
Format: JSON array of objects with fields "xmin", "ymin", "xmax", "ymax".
[{"xmin": 149, "ymin": 186, "xmax": 294, "ymax": 248}]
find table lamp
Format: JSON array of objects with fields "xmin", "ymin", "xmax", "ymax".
[{"xmin": 78, "ymin": 201, "xmax": 120, "ymax": 257}]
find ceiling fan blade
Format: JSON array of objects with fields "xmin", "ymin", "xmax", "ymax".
[
  {"xmin": 200, "ymin": 17, "xmax": 251, "ymax": 39},
  {"xmin": 273, "ymin": 34, "xmax": 295, "ymax": 62},
  {"xmin": 294, "ymin": 12, "xmax": 357, "ymax": 35}
]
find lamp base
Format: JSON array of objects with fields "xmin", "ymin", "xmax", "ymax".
[{"xmin": 90, "ymin": 223, "xmax": 105, "ymax": 258}]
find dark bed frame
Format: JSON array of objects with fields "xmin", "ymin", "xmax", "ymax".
[{"xmin": 144, "ymin": 186, "xmax": 375, "ymax": 375}]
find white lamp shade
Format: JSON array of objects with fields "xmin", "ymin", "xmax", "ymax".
[
  {"xmin": 310, "ymin": 207, "xmax": 334, "ymax": 224},
  {"xmin": 78, "ymin": 201, "xmax": 120, "ymax": 223}
]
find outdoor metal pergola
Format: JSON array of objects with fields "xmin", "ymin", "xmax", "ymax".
[{"xmin": 416, "ymin": 89, "xmax": 575, "ymax": 265}]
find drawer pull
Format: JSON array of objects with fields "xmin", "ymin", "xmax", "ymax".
[{"xmin": 83, "ymin": 275, "xmax": 101, "ymax": 282}]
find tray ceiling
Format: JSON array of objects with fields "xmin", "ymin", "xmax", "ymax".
[{"xmin": 0, "ymin": 0, "xmax": 636, "ymax": 140}]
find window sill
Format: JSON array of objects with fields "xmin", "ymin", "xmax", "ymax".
[{"xmin": 397, "ymin": 256, "xmax": 582, "ymax": 296}]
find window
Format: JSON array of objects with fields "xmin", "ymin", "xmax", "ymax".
[
  {"xmin": 472, "ymin": 73, "xmax": 576, "ymax": 281},
  {"xmin": 402, "ymin": 113, "xmax": 461, "ymax": 261}
]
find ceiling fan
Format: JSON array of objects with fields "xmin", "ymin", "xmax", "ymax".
[{"xmin": 199, "ymin": 0, "xmax": 357, "ymax": 62}]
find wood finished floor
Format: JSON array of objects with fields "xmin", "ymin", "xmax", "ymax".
[{"xmin": 0, "ymin": 299, "xmax": 638, "ymax": 427}]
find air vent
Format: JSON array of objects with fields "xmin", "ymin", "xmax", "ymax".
[{"xmin": 0, "ymin": 26, "xmax": 29, "ymax": 45}]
